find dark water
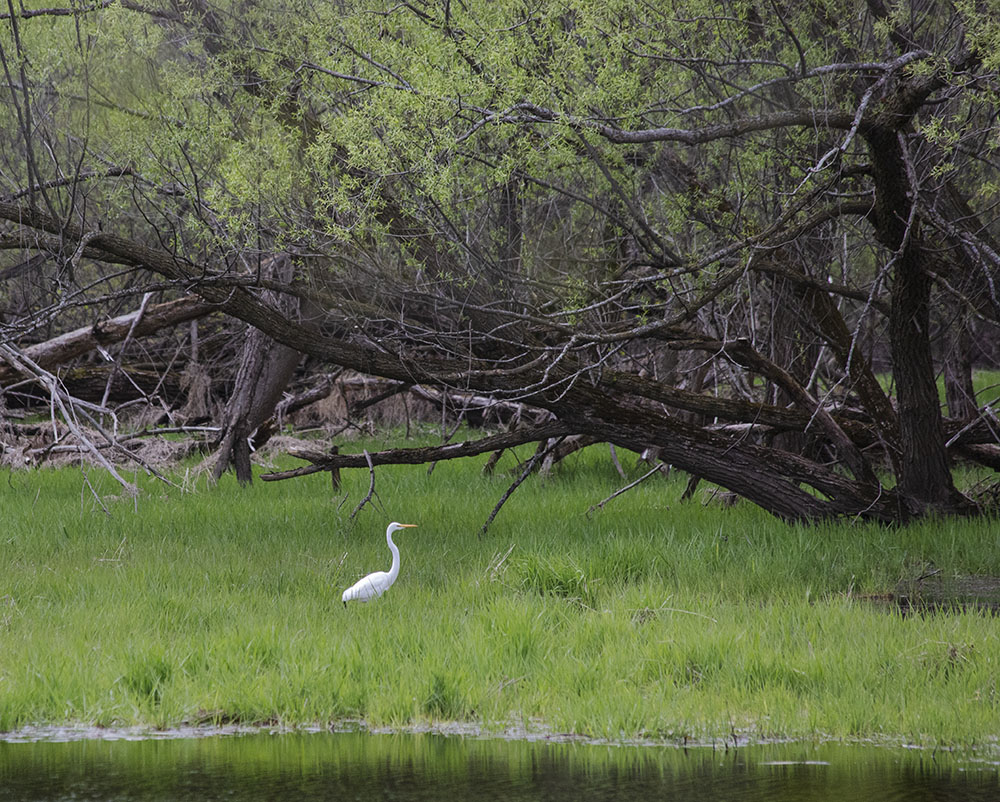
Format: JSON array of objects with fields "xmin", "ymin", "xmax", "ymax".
[{"xmin": 0, "ymin": 731, "xmax": 997, "ymax": 801}]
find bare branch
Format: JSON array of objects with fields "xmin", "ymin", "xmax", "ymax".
[
  {"xmin": 586, "ymin": 461, "xmax": 667, "ymax": 518},
  {"xmin": 0, "ymin": 0, "xmax": 178, "ymax": 19},
  {"xmin": 0, "ymin": 343, "xmax": 139, "ymax": 495},
  {"xmin": 480, "ymin": 436, "xmax": 566, "ymax": 538},
  {"xmin": 350, "ymin": 450, "xmax": 378, "ymax": 520},
  {"xmin": 484, "ymin": 105, "xmax": 859, "ymax": 145},
  {"xmin": 261, "ymin": 420, "xmax": 576, "ymax": 482}
]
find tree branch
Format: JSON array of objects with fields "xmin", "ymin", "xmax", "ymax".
[
  {"xmin": 480, "ymin": 436, "xmax": 567, "ymax": 537},
  {"xmin": 260, "ymin": 420, "xmax": 575, "ymax": 481}
]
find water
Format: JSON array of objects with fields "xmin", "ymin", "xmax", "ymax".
[{"xmin": 0, "ymin": 731, "xmax": 997, "ymax": 801}]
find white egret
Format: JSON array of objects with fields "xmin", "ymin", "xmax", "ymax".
[{"xmin": 341, "ymin": 522, "xmax": 417, "ymax": 605}]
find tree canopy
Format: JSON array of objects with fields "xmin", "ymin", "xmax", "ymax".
[{"xmin": 2, "ymin": 0, "xmax": 1000, "ymax": 522}]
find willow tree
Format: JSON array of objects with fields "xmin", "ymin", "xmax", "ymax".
[{"xmin": 2, "ymin": 0, "xmax": 999, "ymax": 520}]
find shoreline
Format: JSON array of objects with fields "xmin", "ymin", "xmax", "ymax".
[{"xmin": 2, "ymin": 720, "xmax": 997, "ymax": 759}]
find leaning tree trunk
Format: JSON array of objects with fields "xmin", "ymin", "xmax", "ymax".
[{"xmin": 211, "ymin": 256, "xmax": 302, "ymax": 485}]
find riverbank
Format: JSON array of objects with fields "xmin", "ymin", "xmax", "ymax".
[
  {"xmin": 2, "ymin": 718, "xmax": 996, "ymax": 757},
  {"xmin": 2, "ymin": 439, "xmax": 999, "ymax": 748}
]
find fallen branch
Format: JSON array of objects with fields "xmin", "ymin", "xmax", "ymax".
[
  {"xmin": 350, "ymin": 381, "xmax": 412, "ymax": 416},
  {"xmin": 0, "ymin": 343, "xmax": 138, "ymax": 494},
  {"xmin": 350, "ymin": 450, "xmax": 378, "ymax": 519},
  {"xmin": 480, "ymin": 436, "xmax": 567, "ymax": 537},
  {"xmin": 587, "ymin": 461, "xmax": 669, "ymax": 518},
  {"xmin": 608, "ymin": 444, "xmax": 627, "ymax": 480},
  {"xmin": 275, "ymin": 369, "xmax": 344, "ymax": 421},
  {"xmin": 120, "ymin": 425, "xmax": 221, "ymax": 439},
  {"xmin": 100, "ymin": 291, "xmax": 153, "ymax": 409},
  {"xmin": 409, "ymin": 385, "xmax": 529, "ymax": 426},
  {"xmin": 260, "ymin": 420, "xmax": 575, "ymax": 481}
]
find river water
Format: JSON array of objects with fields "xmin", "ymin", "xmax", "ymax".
[{"xmin": 0, "ymin": 730, "xmax": 997, "ymax": 801}]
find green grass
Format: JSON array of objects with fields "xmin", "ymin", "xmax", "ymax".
[
  {"xmin": 1, "ymin": 441, "xmax": 999, "ymax": 749},
  {"xmin": 872, "ymin": 367, "xmax": 1000, "ymax": 411}
]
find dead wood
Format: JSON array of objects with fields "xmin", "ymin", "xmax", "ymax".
[
  {"xmin": 262, "ymin": 420, "xmax": 576, "ymax": 482},
  {"xmin": 0, "ymin": 295, "xmax": 213, "ymax": 385}
]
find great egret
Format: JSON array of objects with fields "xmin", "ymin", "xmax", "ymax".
[{"xmin": 341, "ymin": 522, "xmax": 417, "ymax": 605}]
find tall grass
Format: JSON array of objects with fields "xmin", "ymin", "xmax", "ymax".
[{"xmin": 1, "ymin": 441, "xmax": 999, "ymax": 747}]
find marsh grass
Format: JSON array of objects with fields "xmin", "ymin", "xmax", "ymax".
[{"xmin": 1, "ymin": 441, "xmax": 999, "ymax": 747}]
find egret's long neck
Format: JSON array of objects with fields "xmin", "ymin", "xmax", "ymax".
[{"xmin": 386, "ymin": 530, "xmax": 400, "ymax": 583}]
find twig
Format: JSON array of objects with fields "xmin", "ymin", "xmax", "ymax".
[
  {"xmin": 349, "ymin": 380, "xmax": 411, "ymax": 415},
  {"xmin": 586, "ymin": 461, "xmax": 668, "ymax": 518},
  {"xmin": 100, "ymin": 291, "xmax": 152, "ymax": 409},
  {"xmin": 480, "ymin": 436, "xmax": 565, "ymax": 537},
  {"xmin": 350, "ymin": 449, "xmax": 378, "ymax": 520},
  {"xmin": 81, "ymin": 468, "xmax": 112, "ymax": 516},
  {"xmin": 428, "ymin": 408, "xmax": 465, "ymax": 476},
  {"xmin": 70, "ymin": 403, "xmax": 184, "ymax": 492},
  {"xmin": 120, "ymin": 425, "xmax": 221, "ymax": 439},
  {"xmin": 658, "ymin": 605, "xmax": 718, "ymax": 623},
  {"xmin": 608, "ymin": 443, "xmax": 627, "ymax": 479}
]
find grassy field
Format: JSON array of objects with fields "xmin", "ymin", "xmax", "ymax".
[{"xmin": 1, "ymin": 435, "xmax": 999, "ymax": 749}]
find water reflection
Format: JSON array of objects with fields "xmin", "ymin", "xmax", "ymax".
[{"xmin": 0, "ymin": 731, "xmax": 997, "ymax": 801}]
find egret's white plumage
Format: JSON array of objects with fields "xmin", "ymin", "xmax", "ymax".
[{"xmin": 342, "ymin": 522, "xmax": 417, "ymax": 605}]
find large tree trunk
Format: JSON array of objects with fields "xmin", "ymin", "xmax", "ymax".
[
  {"xmin": 211, "ymin": 326, "xmax": 301, "ymax": 484},
  {"xmin": 211, "ymin": 256, "xmax": 302, "ymax": 484},
  {"xmin": 866, "ymin": 129, "xmax": 973, "ymax": 517},
  {"xmin": 889, "ymin": 250, "xmax": 957, "ymax": 515}
]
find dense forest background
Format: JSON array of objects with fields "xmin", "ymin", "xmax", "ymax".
[{"xmin": 2, "ymin": 0, "xmax": 1000, "ymax": 523}]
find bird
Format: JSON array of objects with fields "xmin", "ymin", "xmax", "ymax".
[{"xmin": 342, "ymin": 522, "xmax": 417, "ymax": 606}]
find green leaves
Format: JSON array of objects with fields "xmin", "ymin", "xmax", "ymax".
[{"xmin": 6, "ymin": 0, "xmax": 999, "ymax": 383}]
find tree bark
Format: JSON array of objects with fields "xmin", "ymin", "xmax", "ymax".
[
  {"xmin": 210, "ymin": 256, "xmax": 303, "ymax": 484},
  {"xmin": 865, "ymin": 128, "xmax": 972, "ymax": 516}
]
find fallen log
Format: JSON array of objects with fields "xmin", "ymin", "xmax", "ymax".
[{"xmin": 0, "ymin": 294, "xmax": 214, "ymax": 384}]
